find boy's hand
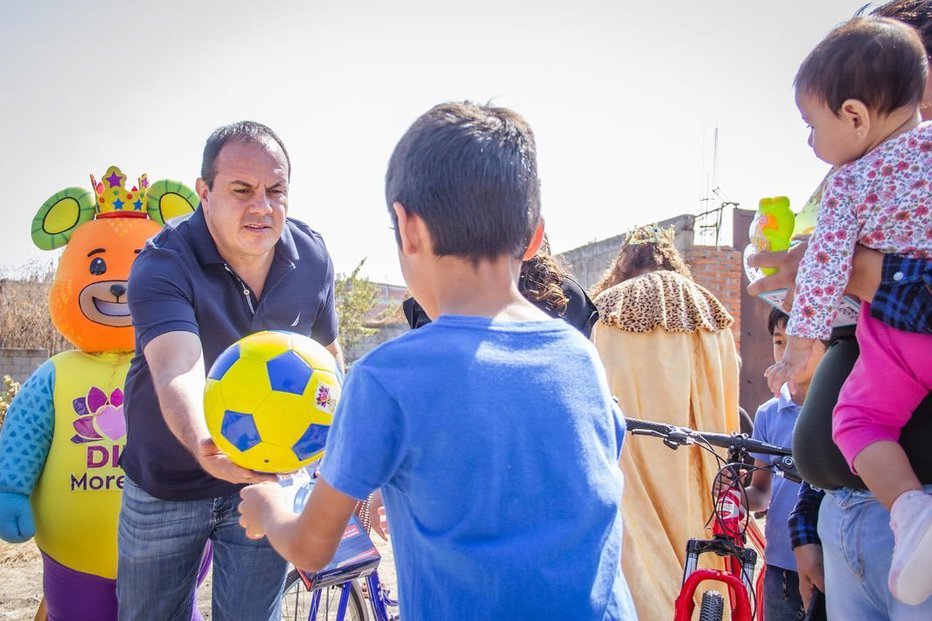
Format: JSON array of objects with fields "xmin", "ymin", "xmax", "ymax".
[
  {"xmin": 794, "ymin": 543, "xmax": 825, "ymax": 610},
  {"xmin": 238, "ymin": 482, "xmax": 286, "ymax": 540},
  {"xmin": 765, "ymin": 337, "xmax": 815, "ymax": 397}
]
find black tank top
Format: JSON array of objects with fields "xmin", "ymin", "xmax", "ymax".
[{"xmin": 793, "ymin": 328, "xmax": 932, "ymax": 490}]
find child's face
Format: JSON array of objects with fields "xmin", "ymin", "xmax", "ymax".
[
  {"xmin": 796, "ymin": 91, "xmax": 862, "ymax": 167},
  {"xmin": 772, "ymin": 321, "xmax": 788, "ymax": 365}
]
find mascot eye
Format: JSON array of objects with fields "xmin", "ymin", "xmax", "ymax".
[{"xmin": 90, "ymin": 257, "xmax": 107, "ymax": 275}]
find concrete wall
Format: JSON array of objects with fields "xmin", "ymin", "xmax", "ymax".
[{"xmin": 0, "ymin": 348, "xmax": 48, "ymax": 384}]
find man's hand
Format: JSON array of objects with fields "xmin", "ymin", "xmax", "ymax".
[
  {"xmin": 238, "ymin": 481, "xmax": 287, "ymax": 540},
  {"xmin": 746, "ymin": 240, "xmax": 809, "ymax": 310},
  {"xmin": 765, "ymin": 336, "xmax": 815, "ymax": 396},
  {"xmin": 196, "ymin": 438, "xmax": 276, "ymax": 485},
  {"xmin": 794, "ymin": 543, "xmax": 825, "ymax": 611}
]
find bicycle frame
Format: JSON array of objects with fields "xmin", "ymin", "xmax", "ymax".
[
  {"xmin": 296, "ymin": 567, "xmax": 398, "ymax": 621},
  {"xmin": 673, "ymin": 485, "xmax": 757, "ymax": 621}
]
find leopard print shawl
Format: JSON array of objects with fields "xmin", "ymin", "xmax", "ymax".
[{"xmin": 593, "ymin": 270, "xmax": 733, "ymax": 333}]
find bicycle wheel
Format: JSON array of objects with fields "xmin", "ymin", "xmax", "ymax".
[
  {"xmin": 698, "ymin": 590, "xmax": 725, "ymax": 621},
  {"xmin": 281, "ymin": 569, "xmax": 369, "ymax": 621}
]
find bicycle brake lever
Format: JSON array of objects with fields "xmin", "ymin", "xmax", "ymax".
[{"xmin": 773, "ymin": 456, "xmax": 803, "ymax": 483}]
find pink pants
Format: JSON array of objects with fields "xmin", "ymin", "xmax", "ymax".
[{"xmin": 833, "ymin": 303, "xmax": 932, "ymax": 473}]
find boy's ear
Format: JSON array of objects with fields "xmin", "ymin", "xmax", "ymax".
[
  {"xmin": 392, "ymin": 201, "xmax": 424, "ymax": 256},
  {"xmin": 840, "ymin": 98, "xmax": 871, "ymax": 136},
  {"xmin": 522, "ymin": 220, "xmax": 545, "ymax": 261}
]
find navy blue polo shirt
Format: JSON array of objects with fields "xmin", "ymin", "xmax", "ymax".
[{"xmin": 122, "ymin": 207, "xmax": 339, "ymax": 501}]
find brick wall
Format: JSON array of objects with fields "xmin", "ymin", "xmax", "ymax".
[
  {"xmin": 684, "ymin": 246, "xmax": 743, "ymax": 350},
  {"xmin": 0, "ymin": 348, "xmax": 49, "ymax": 384}
]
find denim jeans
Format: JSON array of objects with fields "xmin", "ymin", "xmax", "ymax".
[
  {"xmin": 763, "ymin": 565, "xmax": 804, "ymax": 621},
  {"xmin": 819, "ymin": 486, "xmax": 932, "ymax": 620},
  {"xmin": 117, "ymin": 477, "xmax": 287, "ymax": 620}
]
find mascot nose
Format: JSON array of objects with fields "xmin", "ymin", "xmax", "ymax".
[{"xmin": 110, "ymin": 284, "xmax": 127, "ymax": 299}]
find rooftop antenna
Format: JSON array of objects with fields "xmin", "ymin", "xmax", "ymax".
[{"xmin": 696, "ymin": 126, "xmax": 738, "ymax": 247}]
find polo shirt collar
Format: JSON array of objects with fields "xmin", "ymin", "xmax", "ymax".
[
  {"xmin": 777, "ymin": 383, "xmax": 798, "ymax": 412},
  {"xmin": 188, "ymin": 205, "xmax": 300, "ymax": 268}
]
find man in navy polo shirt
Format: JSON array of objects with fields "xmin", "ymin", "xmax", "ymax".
[{"xmin": 116, "ymin": 121, "xmax": 343, "ymax": 620}]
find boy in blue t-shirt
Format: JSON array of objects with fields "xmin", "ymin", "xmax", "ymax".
[
  {"xmin": 237, "ymin": 102, "xmax": 637, "ymax": 619},
  {"xmin": 743, "ymin": 308, "xmax": 825, "ymax": 621}
]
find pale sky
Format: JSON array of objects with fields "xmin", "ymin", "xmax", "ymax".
[{"xmin": 1, "ymin": 0, "xmax": 870, "ymax": 286}]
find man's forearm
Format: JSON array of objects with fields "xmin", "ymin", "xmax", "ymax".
[
  {"xmin": 325, "ymin": 340, "xmax": 346, "ymax": 374},
  {"xmin": 153, "ymin": 369, "xmax": 210, "ymax": 457}
]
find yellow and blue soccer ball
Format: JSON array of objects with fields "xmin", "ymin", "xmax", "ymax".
[{"xmin": 204, "ymin": 330, "xmax": 342, "ymax": 473}]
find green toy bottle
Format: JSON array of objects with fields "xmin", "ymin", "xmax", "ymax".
[{"xmin": 749, "ymin": 196, "xmax": 795, "ymax": 276}]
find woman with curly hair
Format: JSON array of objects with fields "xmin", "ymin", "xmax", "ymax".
[{"xmin": 590, "ymin": 225, "xmax": 740, "ymax": 620}]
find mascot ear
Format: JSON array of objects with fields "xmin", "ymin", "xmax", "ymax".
[
  {"xmin": 146, "ymin": 179, "xmax": 198, "ymax": 226},
  {"xmin": 32, "ymin": 188, "xmax": 97, "ymax": 250}
]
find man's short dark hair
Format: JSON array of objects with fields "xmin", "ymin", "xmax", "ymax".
[
  {"xmin": 795, "ymin": 17, "xmax": 927, "ymax": 116},
  {"xmin": 768, "ymin": 306, "xmax": 789, "ymax": 336},
  {"xmin": 385, "ymin": 102, "xmax": 541, "ymax": 263},
  {"xmin": 201, "ymin": 121, "xmax": 291, "ymax": 189},
  {"xmin": 870, "ymin": 0, "xmax": 932, "ymax": 56}
]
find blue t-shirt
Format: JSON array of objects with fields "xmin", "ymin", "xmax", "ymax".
[
  {"xmin": 122, "ymin": 207, "xmax": 339, "ymax": 501},
  {"xmin": 321, "ymin": 315, "xmax": 636, "ymax": 620},
  {"xmin": 751, "ymin": 384, "xmax": 802, "ymax": 571}
]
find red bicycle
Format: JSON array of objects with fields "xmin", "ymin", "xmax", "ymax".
[{"xmin": 625, "ymin": 417, "xmax": 800, "ymax": 621}]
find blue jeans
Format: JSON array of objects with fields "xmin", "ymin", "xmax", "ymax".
[
  {"xmin": 763, "ymin": 565, "xmax": 804, "ymax": 621},
  {"xmin": 117, "ymin": 477, "xmax": 287, "ymax": 620},
  {"xmin": 819, "ymin": 486, "xmax": 932, "ymax": 620}
]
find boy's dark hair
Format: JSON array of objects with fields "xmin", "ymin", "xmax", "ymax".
[
  {"xmin": 795, "ymin": 17, "xmax": 927, "ymax": 116},
  {"xmin": 768, "ymin": 306, "xmax": 789, "ymax": 336},
  {"xmin": 870, "ymin": 0, "xmax": 932, "ymax": 56},
  {"xmin": 201, "ymin": 121, "xmax": 291, "ymax": 189},
  {"xmin": 385, "ymin": 102, "xmax": 541, "ymax": 263}
]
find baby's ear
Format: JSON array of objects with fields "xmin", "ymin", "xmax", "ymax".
[
  {"xmin": 840, "ymin": 98, "xmax": 871, "ymax": 135},
  {"xmin": 32, "ymin": 188, "xmax": 97, "ymax": 250},
  {"xmin": 146, "ymin": 179, "xmax": 199, "ymax": 226}
]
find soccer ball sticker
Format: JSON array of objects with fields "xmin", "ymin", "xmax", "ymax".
[{"xmin": 203, "ymin": 330, "xmax": 342, "ymax": 473}]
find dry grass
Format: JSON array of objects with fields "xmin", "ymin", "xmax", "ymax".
[{"xmin": 0, "ymin": 259, "xmax": 70, "ymax": 357}]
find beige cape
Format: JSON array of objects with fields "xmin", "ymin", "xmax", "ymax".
[{"xmin": 592, "ymin": 271, "xmax": 739, "ymax": 620}]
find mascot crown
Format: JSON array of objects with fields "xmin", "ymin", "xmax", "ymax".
[
  {"xmin": 90, "ymin": 166, "xmax": 150, "ymax": 218},
  {"xmin": 32, "ymin": 166, "xmax": 198, "ymax": 251}
]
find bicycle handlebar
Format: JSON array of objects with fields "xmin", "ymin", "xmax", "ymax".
[
  {"xmin": 625, "ymin": 416, "xmax": 802, "ymax": 483},
  {"xmin": 625, "ymin": 417, "xmax": 791, "ymax": 456}
]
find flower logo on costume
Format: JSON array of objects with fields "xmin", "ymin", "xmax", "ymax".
[{"xmin": 71, "ymin": 386, "xmax": 126, "ymax": 443}]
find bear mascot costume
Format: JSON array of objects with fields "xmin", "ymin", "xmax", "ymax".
[{"xmin": 0, "ymin": 166, "xmax": 199, "ymax": 619}]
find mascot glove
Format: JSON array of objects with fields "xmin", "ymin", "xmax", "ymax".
[{"xmin": 0, "ymin": 492, "xmax": 35, "ymax": 542}]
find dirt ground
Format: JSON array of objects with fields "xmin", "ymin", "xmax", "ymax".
[{"xmin": 0, "ymin": 536, "xmax": 396, "ymax": 621}]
